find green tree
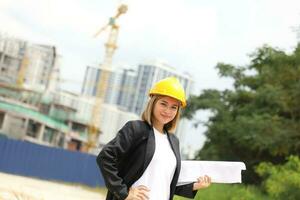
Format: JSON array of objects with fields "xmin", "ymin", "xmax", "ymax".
[
  {"xmin": 256, "ymin": 156, "xmax": 300, "ymax": 200},
  {"xmin": 183, "ymin": 44, "xmax": 300, "ymax": 184}
]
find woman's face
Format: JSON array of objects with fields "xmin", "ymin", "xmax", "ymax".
[{"xmin": 152, "ymin": 96, "xmax": 180, "ymax": 126}]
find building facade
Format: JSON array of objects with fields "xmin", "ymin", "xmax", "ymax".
[
  {"xmin": 0, "ymin": 34, "xmax": 60, "ymax": 92},
  {"xmin": 81, "ymin": 66, "xmax": 137, "ymax": 110},
  {"xmin": 0, "ymin": 35, "xmax": 24, "ymax": 84},
  {"xmin": 81, "ymin": 66, "xmax": 123, "ymax": 105},
  {"xmin": 116, "ymin": 68, "xmax": 136, "ymax": 111}
]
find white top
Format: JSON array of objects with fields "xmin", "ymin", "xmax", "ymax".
[
  {"xmin": 132, "ymin": 128, "xmax": 177, "ymax": 200},
  {"xmin": 178, "ymin": 160, "xmax": 246, "ymax": 185}
]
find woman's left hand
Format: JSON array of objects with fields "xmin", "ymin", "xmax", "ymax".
[{"xmin": 193, "ymin": 175, "xmax": 211, "ymax": 190}]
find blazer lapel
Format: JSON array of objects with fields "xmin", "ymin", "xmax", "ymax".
[
  {"xmin": 143, "ymin": 128, "xmax": 155, "ymax": 171},
  {"xmin": 167, "ymin": 133, "xmax": 181, "ymax": 172}
]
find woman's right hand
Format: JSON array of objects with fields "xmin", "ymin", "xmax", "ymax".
[{"xmin": 125, "ymin": 185, "xmax": 150, "ymax": 200}]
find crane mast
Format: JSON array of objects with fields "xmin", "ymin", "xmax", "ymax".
[{"xmin": 88, "ymin": 4, "xmax": 128, "ymax": 151}]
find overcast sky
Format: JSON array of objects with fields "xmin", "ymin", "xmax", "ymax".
[{"xmin": 0, "ymin": 0, "xmax": 299, "ymax": 155}]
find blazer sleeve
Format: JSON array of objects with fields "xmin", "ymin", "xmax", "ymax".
[
  {"xmin": 175, "ymin": 183, "xmax": 197, "ymax": 199},
  {"xmin": 96, "ymin": 121, "xmax": 136, "ymax": 200}
]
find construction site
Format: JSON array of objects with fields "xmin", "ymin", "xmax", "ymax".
[
  {"xmin": 2, "ymin": 0, "xmax": 300, "ymax": 199},
  {"xmin": 0, "ymin": 3, "xmax": 193, "ymax": 199}
]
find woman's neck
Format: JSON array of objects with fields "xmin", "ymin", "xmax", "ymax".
[{"xmin": 152, "ymin": 121, "xmax": 164, "ymax": 134}]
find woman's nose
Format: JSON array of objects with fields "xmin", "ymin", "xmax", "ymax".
[{"xmin": 163, "ymin": 106, "xmax": 175, "ymax": 114}]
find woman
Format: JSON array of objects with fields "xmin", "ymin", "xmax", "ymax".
[{"xmin": 97, "ymin": 77, "xmax": 211, "ymax": 200}]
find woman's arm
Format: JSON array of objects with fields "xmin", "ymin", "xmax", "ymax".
[{"xmin": 96, "ymin": 121, "xmax": 135, "ymax": 200}]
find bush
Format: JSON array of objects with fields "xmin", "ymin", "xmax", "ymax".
[
  {"xmin": 256, "ymin": 155, "xmax": 300, "ymax": 200},
  {"xmin": 174, "ymin": 184, "xmax": 269, "ymax": 200}
]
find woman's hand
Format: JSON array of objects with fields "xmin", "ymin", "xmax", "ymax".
[
  {"xmin": 193, "ymin": 175, "xmax": 211, "ymax": 190},
  {"xmin": 125, "ymin": 185, "xmax": 150, "ymax": 200}
]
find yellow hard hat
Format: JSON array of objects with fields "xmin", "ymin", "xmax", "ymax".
[{"xmin": 149, "ymin": 77, "xmax": 186, "ymax": 107}]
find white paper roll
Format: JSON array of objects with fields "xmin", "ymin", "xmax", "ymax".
[{"xmin": 177, "ymin": 160, "xmax": 246, "ymax": 185}]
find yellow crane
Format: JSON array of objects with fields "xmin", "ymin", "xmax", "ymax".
[
  {"xmin": 17, "ymin": 56, "xmax": 29, "ymax": 87},
  {"xmin": 87, "ymin": 4, "xmax": 128, "ymax": 151}
]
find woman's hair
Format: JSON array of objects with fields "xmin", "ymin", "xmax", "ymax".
[{"xmin": 141, "ymin": 95, "xmax": 181, "ymax": 133}]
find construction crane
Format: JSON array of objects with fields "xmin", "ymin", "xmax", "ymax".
[
  {"xmin": 17, "ymin": 56, "xmax": 29, "ymax": 87},
  {"xmin": 87, "ymin": 4, "xmax": 128, "ymax": 151}
]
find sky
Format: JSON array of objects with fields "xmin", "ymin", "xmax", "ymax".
[{"xmin": 0, "ymin": 0, "xmax": 299, "ymax": 156}]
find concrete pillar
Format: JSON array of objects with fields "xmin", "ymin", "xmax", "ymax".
[
  {"xmin": 0, "ymin": 112, "xmax": 7, "ymax": 134},
  {"xmin": 21, "ymin": 118, "xmax": 29, "ymax": 139},
  {"xmin": 38, "ymin": 124, "xmax": 45, "ymax": 142}
]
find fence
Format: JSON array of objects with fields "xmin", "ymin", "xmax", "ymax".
[{"xmin": 0, "ymin": 137, "xmax": 104, "ymax": 187}]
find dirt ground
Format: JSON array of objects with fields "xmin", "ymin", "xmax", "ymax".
[{"xmin": 0, "ymin": 172, "xmax": 106, "ymax": 200}]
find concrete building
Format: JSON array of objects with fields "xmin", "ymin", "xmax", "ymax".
[
  {"xmin": 116, "ymin": 68, "xmax": 136, "ymax": 111},
  {"xmin": 0, "ymin": 35, "xmax": 24, "ymax": 84},
  {"xmin": 0, "ymin": 99, "xmax": 68, "ymax": 149},
  {"xmin": 0, "ymin": 86, "xmax": 91, "ymax": 152},
  {"xmin": 23, "ymin": 44, "xmax": 61, "ymax": 92},
  {"xmin": 81, "ymin": 66, "xmax": 123, "ymax": 105},
  {"xmin": 0, "ymin": 34, "xmax": 60, "ymax": 92},
  {"xmin": 81, "ymin": 66, "xmax": 137, "ymax": 111}
]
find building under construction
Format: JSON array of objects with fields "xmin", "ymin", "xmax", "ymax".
[
  {"xmin": 0, "ymin": 83, "xmax": 92, "ymax": 152},
  {"xmin": 0, "ymin": 34, "xmax": 60, "ymax": 92},
  {"xmin": 0, "ymin": 34, "xmax": 100, "ymax": 153}
]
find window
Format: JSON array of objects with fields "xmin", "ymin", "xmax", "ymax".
[
  {"xmin": 26, "ymin": 120, "xmax": 40, "ymax": 138},
  {"xmin": 57, "ymin": 134, "xmax": 65, "ymax": 147},
  {"xmin": 43, "ymin": 127, "xmax": 56, "ymax": 143}
]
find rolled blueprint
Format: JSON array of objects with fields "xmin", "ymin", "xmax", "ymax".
[{"xmin": 177, "ymin": 160, "xmax": 246, "ymax": 185}]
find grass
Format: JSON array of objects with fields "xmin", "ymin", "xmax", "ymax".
[{"xmin": 174, "ymin": 184, "xmax": 270, "ymax": 200}]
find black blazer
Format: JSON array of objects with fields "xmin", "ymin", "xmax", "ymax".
[{"xmin": 97, "ymin": 120, "xmax": 196, "ymax": 200}]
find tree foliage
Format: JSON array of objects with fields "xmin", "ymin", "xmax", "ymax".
[
  {"xmin": 183, "ymin": 44, "xmax": 300, "ymax": 184},
  {"xmin": 256, "ymin": 156, "xmax": 300, "ymax": 200}
]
